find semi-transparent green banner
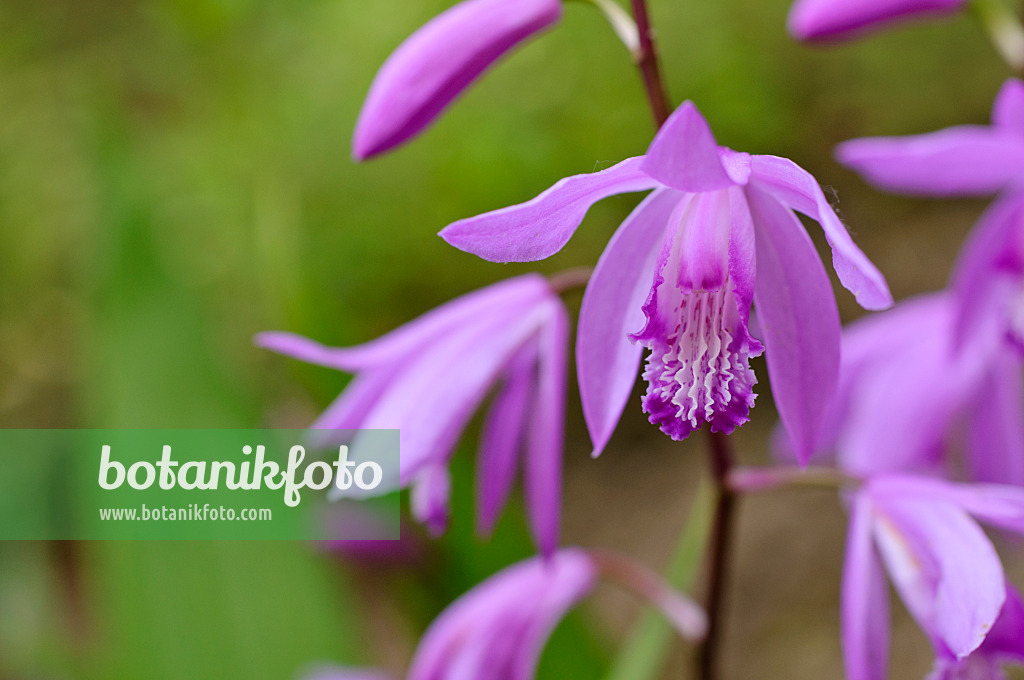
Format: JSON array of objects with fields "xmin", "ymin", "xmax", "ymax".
[{"xmin": 0, "ymin": 429, "xmax": 400, "ymax": 540}]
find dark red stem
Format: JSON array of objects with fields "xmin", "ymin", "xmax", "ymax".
[{"xmin": 630, "ymin": 0, "xmax": 672, "ymax": 127}]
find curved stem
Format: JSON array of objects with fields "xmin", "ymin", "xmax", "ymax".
[
  {"xmin": 630, "ymin": 0, "xmax": 672, "ymax": 127},
  {"xmin": 588, "ymin": 548, "xmax": 708, "ymax": 641},
  {"xmin": 698, "ymin": 430, "xmax": 737, "ymax": 680}
]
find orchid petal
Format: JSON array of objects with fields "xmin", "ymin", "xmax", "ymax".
[
  {"xmin": 981, "ymin": 584, "xmax": 1024, "ymax": 661},
  {"xmin": 439, "ymin": 157, "xmax": 659, "ymax": 262},
  {"xmin": 837, "ymin": 128, "xmax": 1024, "ymax": 196},
  {"xmin": 359, "ymin": 294, "xmax": 549, "ymax": 481},
  {"xmin": 255, "ymin": 275, "xmax": 548, "ymax": 371},
  {"xmin": 476, "ymin": 341, "xmax": 538, "ymax": 536},
  {"xmin": 411, "ymin": 464, "xmax": 451, "ymax": 537},
  {"xmin": 407, "ymin": 550, "xmax": 597, "ymax": 680},
  {"xmin": 878, "ymin": 475, "xmax": 1024, "ymax": 535},
  {"xmin": 524, "ymin": 302, "xmax": 569, "ymax": 557},
  {"xmin": 641, "ymin": 102, "xmax": 736, "ymax": 192},
  {"xmin": 872, "ymin": 492, "xmax": 1005, "ymax": 659},
  {"xmin": 842, "ymin": 494, "xmax": 890, "ymax": 680},
  {"xmin": 577, "ymin": 188, "xmax": 683, "ymax": 457},
  {"xmin": 993, "ymin": 78, "xmax": 1024, "ymax": 134},
  {"xmin": 747, "ymin": 184, "xmax": 841, "ymax": 464},
  {"xmin": 968, "ymin": 354, "xmax": 1024, "ymax": 488},
  {"xmin": 788, "ymin": 0, "xmax": 965, "ymax": 41},
  {"xmin": 308, "ymin": 369, "xmax": 397, "ymax": 440},
  {"xmin": 950, "ymin": 194, "xmax": 1024, "ymax": 350},
  {"xmin": 749, "ymin": 155, "xmax": 893, "ymax": 310},
  {"xmin": 352, "ymin": 0, "xmax": 561, "ymax": 159},
  {"xmin": 832, "ymin": 299, "xmax": 989, "ymax": 476}
]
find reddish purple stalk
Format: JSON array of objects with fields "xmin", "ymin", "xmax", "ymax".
[{"xmin": 627, "ymin": 2, "xmax": 736, "ymax": 678}]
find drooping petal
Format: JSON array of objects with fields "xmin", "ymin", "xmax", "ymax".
[
  {"xmin": 577, "ymin": 188, "xmax": 683, "ymax": 458},
  {"xmin": 949, "ymin": 194, "xmax": 1024, "ymax": 351},
  {"xmin": 992, "ymin": 79, "xmax": 1024, "ymax": 134},
  {"xmin": 358, "ymin": 292, "xmax": 551, "ymax": 482},
  {"xmin": 476, "ymin": 340, "xmax": 538, "ymax": 536},
  {"xmin": 804, "ymin": 293, "xmax": 948, "ymax": 463},
  {"xmin": 749, "ymin": 155, "xmax": 893, "ymax": 310},
  {"xmin": 842, "ymin": 493, "xmax": 891, "ymax": 680},
  {"xmin": 788, "ymin": 0, "xmax": 965, "ymax": 41},
  {"xmin": 411, "ymin": 464, "xmax": 451, "ymax": 537},
  {"xmin": 255, "ymin": 275, "xmax": 549, "ymax": 371},
  {"xmin": 728, "ymin": 184, "xmax": 758, "ymax": 330},
  {"xmin": 407, "ymin": 549, "xmax": 597, "ymax": 680},
  {"xmin": 871, "ymin": 490, "xmax": 1005, "ymax": 659},
  {"xmin": 747, "ymin": 184, "xmax": 841, "ymax": 464},
  {"xmin": 308, "ymin": 369, "xmax": 398, "ymax": 439},
  {"xmin": 831, "ymin": 298, "xmax": 989, "ymax": 477},
  {"xmin": 836, "ymin": 128, "xmax": 1024, "ymax": 197},
  {"xmin": 439, "ymin": 157, "xmax": 660, "ymax": 262},
  {"xmin": 968, "ymin": 354, "xmax": 1024, "ymax": 488},
  {"xmin": 879, "ymin": 475, "xmax": 1024, "ymax": 535},
  {"xmin": 524, "ymin": 301, "xmax": 569, "ymax": 557},
  {"xmin": 640, "ymin": 102, "xmax": 736, "ymax": 192},
  {"xmin": 352, "ymin": 0, "xmax": 561, "ymax": 159}
]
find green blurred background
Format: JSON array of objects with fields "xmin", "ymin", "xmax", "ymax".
[{"xmin": 0, "ymin": 0, "xmax": 1021, "ymax": 678}]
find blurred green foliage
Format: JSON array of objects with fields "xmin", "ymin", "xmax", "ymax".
[{"xmin": 0, "ymin": 0, "xmax": 1015, "ymax": 677}]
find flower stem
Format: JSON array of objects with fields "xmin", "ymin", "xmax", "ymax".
[
  {"xmin": 548, "ymin": 266, "xmax": 594, "ymax": 293},
  {"xmin": 971, "ymin": 0, "xmax": 1024, "ymax": 72},
  {"xmin": 698, "ymin": 430, "xmax": 737, "ymax": 680},
  {"xmin": 630, "ymin": 0, "xmax": 672, "ymax": 127}
]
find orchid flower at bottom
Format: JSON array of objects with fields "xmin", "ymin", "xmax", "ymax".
[
  {"xmin": 842, "ymin": 475, "xmax": 1024, "ymax": 680},
  {"xmin": 302, "ymin": 548, "xmax": 705, "ymax": 680}
]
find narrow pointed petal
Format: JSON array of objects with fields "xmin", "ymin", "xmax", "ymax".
[
  {"xmin": 308, "ymin": 369, "xmax": 397, "ymax": 439},
  {"xmin": 747, "ymin": 184, "xmax": 841, "ymax": 464},
  {"xmin": 407, "ymin": 550, "xmax": 597, "ymax": 680},
  {"xmin": 476, "ymin": 341, "xmax": 537, "ymax": 536},
  {"xmin": 879, "ymin": 475, "xmax": 1024, "ymax": 535},
  {"xmin": 788, "ymin": 0, "xmax": 965, "ymax": 41},
  {"xmin": 411, "ymin": 464, "xmax": 451, "ymax": 537},
  {"xmin": 524, "ymin": 303, "xmax": 569, "ymax": 556},
  {"xmin": 641, "ymin": 102, "xmax": 736, "ymax": 192},
  {"xmin": 439, "ymin": 157, "xmax": 659, "ymax": 262},
  {"xmin": 871, "ymin": 492, "xmax": 1005, "ymax": 659},
  {"xmin": 837, "ymin": 128, "xmax": 1024, "ymax": 196},
  {"xmin": 992, "ymin": 79, "xmax": 1024, "ymax": 133},
  {"xmin": 842, "ymin": 494, "xmax": 891, "ymax": 680},
  {"xmin": 968, "ymin": 355, "xmax": 1024, "ymax": 487},
  {"xmin": 577, "ymin": 188, "xmax": 683, "ymax": 457},
  {"xmin": 749, "ymin": 155, "xmax": 893, "ymax": 310},
  {"xmin": 352, "ymin": 0, "xmax": 561, "ymax": 159},
  {"xmin": 359, "ymin": 294, "xmax": 550, "ymax": 481},
  {"xmin": 256, "ymin": 275, "xmax": 548, "ymax": 371}
]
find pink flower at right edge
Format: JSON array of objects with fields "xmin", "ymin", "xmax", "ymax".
[{"xmin": 440, "ymin": 101, "xmax": 892, "ymax": 465}]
